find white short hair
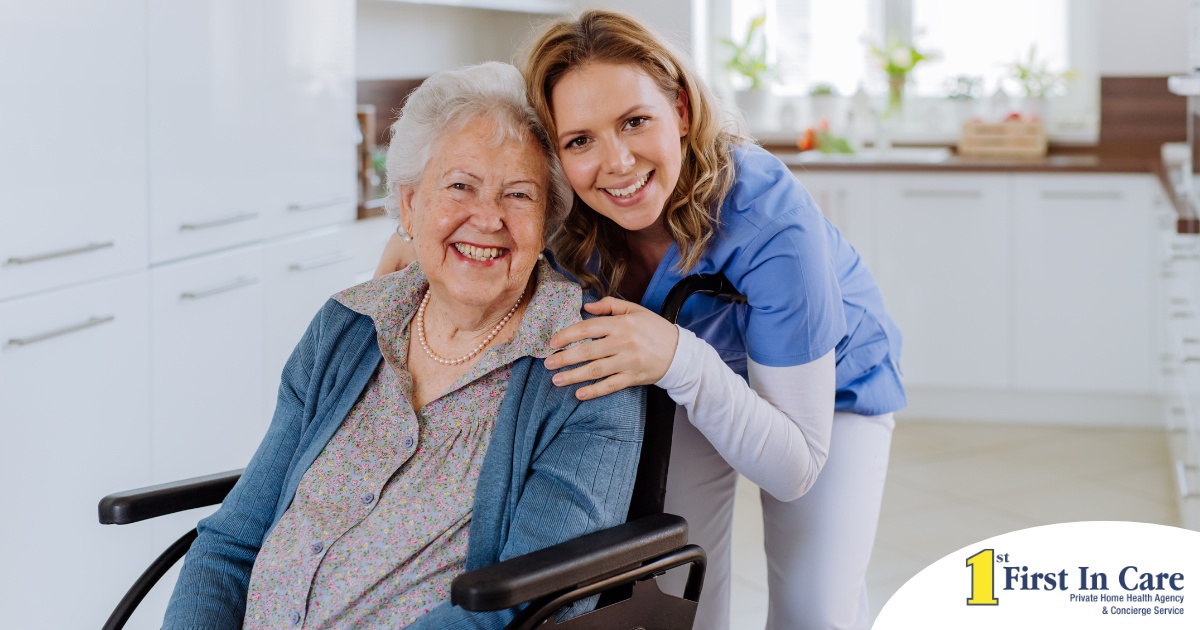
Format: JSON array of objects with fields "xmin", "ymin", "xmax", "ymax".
[{"xmin": 384, "ymin": 61, "xmax": 571, "ymax": 235}]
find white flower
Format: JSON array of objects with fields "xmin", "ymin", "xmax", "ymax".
[{"xmin": 889, "ymin": 46, "xmax": 913, "ymax": 70}]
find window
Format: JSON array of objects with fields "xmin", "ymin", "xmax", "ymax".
[
  {"xmin": 713, "ymin": 0, "xmax": 1097, "ymax": 140},
  {"xmin": 909, "ymin": 0, "xmax": 1069, "ymax": 97}
]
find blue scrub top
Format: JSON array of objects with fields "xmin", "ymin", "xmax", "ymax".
[{"xmin": 636, "ymin": 144, "xmax": 906, "ymax": 416}]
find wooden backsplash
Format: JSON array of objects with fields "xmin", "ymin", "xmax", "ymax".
[{"xmin": 1100, "ymin": 76, "xmax": 1186, "ymax": 154}]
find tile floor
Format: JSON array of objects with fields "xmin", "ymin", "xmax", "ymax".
[{"xmin": 728, "ymin": 418, "xmax": 1181, "ymax": 628}]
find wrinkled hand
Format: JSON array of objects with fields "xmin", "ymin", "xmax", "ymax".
[
  {"xmin": 373, "ymin": 233, "xmax": 417, "ymax": 278},
  {"xmin": 544, "ymin": 297, "xmax": 680, "ymax": 401}
]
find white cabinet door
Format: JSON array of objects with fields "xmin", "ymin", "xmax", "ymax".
[
  {"xmin": 147, "ymin": 0, "xmax": 269, "ymax": 264},
  {"xmin": 791, "ymin": 170, "xmax": 878, "ymax": 270},
  {"xmin": 0, "ymin": 0, "xmax": 147, "ymax": 300},
  {"xmin": 261, "ymin": 0, "xmax": 358, "ymax": 239},
  {"xmin": 1013, "ymin": 174, "xmax": 1156, "ymax": 393},
  {"xmin": 151, "ymin": 245, "xmax": 266, "ymax": 484},
  {"xmin": 874, "ymin": 173, "xmax": 1013, "ymax": 389},
  {"xmin": 0, "ymin": 273, "xmax": 153, "ymax": 630},
  {"xmin": 262, "ymin": 226, "xmax": 366, "ymax": 413}
]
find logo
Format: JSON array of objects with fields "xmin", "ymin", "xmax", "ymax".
[{"xmin": 873, "ymin": 522, "xmax": 1197, "ymax": 629}]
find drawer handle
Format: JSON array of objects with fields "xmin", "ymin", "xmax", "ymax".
[
  {"xmin": 1040, "ymin": 191, "xmax": 1124, "ymax": 201},
  {"xmin": 5, "ymin": 241, "xmax": 114, "ymax": 265},
  {"xmin": 900, "ymin": 189, "xmax": 982, "ymax": 199},
  {"xmin": 179, "ymin": 212, "xmax": 259, "ymax": 231},
  {"xmin": 1175, "ymin": 460, "xmax": 1200, "ymax": 498},
  {"xmin": 288, "ymin": 251, "xmax": 355, "ymax": 272},
  {"xmin": 180, "ymin": 276, "xmax": 259, "ymax": 300},
  {"xmin": 6, "ymin": 315, "xmax": 115, "ymax": 347},
  {"xmin": 287, "ymin": 194, "xmax": 353, "ymax": 212}
]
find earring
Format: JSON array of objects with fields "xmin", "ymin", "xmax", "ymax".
[{"xmin": 396, "ymin": 225, "xmax": 413, "ymax": 243}]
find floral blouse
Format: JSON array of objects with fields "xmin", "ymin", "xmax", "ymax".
[{"xmin": 243, "ymin": 260, "xmax": 581, "ymax": 629}]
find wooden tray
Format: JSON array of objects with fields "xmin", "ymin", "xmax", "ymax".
[{"xmin": 957, "ymin": 120, "xmax": 1047, "ymax": 158}]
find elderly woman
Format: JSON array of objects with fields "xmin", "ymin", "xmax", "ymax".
[{"xmin": 161, "ymin": 62, "xmax": 645, "ymax": 629}]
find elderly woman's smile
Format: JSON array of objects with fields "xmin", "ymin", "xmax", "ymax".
[{"xmin": 400, "ymin": 119, "xmax": 548, "ymax": 321}]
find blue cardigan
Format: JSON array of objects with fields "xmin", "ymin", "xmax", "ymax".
[{"xmin": 163, "ymin": 299, "xmax": 645, "ymax": 629}]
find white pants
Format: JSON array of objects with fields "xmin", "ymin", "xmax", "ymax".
[{"xmin": 659, "ymin": 408, "xmax": 895, "ymax": 630}]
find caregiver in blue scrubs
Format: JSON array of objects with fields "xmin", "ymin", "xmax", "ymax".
[{"xmin": 524, "ymin": 11, "xmax": 905, "ymax": 630}]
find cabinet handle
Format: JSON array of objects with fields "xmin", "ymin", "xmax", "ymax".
[
  {"xmin": 5, "ymin": 315, "xmax": 115, "ymax": 347},
  {"xmin": 900, "ymin": 189, "xmax": 982, "ymax": 199},
  {"xmin": 179, "ymin": 212, "xmax": 259, "ymax": 231},
  {"xmin": 1040, "ymin": 191, "xmax": 1124, "ymax": 201},
  {"xmin": 1175, "ymin": 460, "xmax": 1200, "ymax": 498},
  {"xmin": 5, "ymin": 241, "xmax": 114, "ymax": 265},
  {"xmin": 180, "ymin": 276, "xmax": 259, "ymax": 300},
  {"xmin": 288, "ymin": 251, "xmax": 355, "ymax": 272},
  {"xmin": 287, "ymin": 194, "xmax": 353, "ymax": 212}
]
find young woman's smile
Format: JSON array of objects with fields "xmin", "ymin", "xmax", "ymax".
[{"xmin": 551, "ymin": 63, "xmax": 689, "ymax": 233}]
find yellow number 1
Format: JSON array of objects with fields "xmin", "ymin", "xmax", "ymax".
[{"xmin": 966, "ymin": 549, "xmax": 999, "ymax": 605}]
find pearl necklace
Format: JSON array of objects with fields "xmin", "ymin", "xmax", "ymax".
[{"xmin": 416, "ymin": 287, "xmax": 525, "ymax": 366}]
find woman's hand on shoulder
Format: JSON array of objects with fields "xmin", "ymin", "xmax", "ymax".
[
  {"xmin": 373, "ymin": 233, "xmax": 417, "ymax": 278},
  {"xmin": 543, "ymin": 297, "xmax": 679, "ymax": 401}
]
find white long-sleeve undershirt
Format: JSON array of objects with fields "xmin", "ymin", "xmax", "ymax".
[{"xmin": 654, "ymin": 325, "xmax": 835, "ymax": 502}]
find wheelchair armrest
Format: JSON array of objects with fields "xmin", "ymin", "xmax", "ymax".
[
  {"xmin": 98, "ymin": 469, "xmax": 244, "ymax": 525},
  {"xmin": 451, "ymin": 512, "xmax": 688, "ymax": 612}
]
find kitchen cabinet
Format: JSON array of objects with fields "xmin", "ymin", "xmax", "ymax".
[
  {"xmin": 873, "ymin": 173, "xmax": 1014, "ymax": 389},
  {"xmin": 147, "ymin": 0, "xmax": 269, "ymax": 264},
  {"xmin": 0, "ymin": 0, "xmax": 147, "ymax": 301},
  {"xmin": 1012, "ymin": 174, "xmax": 1157, "ymax": 393},
  {"xmin": 0, "ymin": 273, "xmax": 154, "ymax": 629},
  {"xmin": 793, "ymin": 171, "xmax": 878, "ymax": 270},
  {"xmin": 1160, "ymin": 231, "xmax": 1200, "ymax": 528},
  {"xmin": 260, "ymin": 0, "xmax": 357, "ymax": 239},
  {"xmin": 789, "ymin": 167, "xmax": 1164, "ymax": 415},
  {"xmin": 262, "ymin": 218, "xmax": 390, "ymax": 413},
  {"xmin": 150, "ymin": 244, "xmax": 267, "ymax": 484},
  {"xmin": 147, "ymin": 0, "xmax": 356, "ymax": 263}
]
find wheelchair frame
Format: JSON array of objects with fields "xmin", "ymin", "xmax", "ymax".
[{"xmin": 98, "ymin": 273, "xmax": 744, "ymax": 630}]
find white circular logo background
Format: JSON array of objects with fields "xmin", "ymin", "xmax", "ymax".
[{"xmin": 873, "ymin": 521, "xmax": 1199, "ymax": 629}]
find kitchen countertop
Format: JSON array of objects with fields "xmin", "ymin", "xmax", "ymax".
[{"xmin": 766, "ymin": 144, "xmax": 1200, "ymax": 234}]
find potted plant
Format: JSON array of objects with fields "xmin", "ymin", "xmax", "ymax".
[
  {"xmin": 945, "ymin": 74, "xmax": 982, "ymax": 124},
  {"xmin": 720, "ymin": 13, "xmax": 774, "ymax": 126},
  {"xmin": 807, "ymin": 82, "xmax": 840, "ymax": 129},
  {"xmin": 1007, "ymin": 44, "xmax": 1076, "ymax": 120},
  {"xmin": 867, "ymin": 38, "xmax": 937, "ymax": 119}
]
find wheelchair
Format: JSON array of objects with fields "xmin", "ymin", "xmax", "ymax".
[{"xmin": 99, "ymin": 273, "xmax": 746, "ymax": 630}]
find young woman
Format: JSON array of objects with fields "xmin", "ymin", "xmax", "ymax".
[
  {"xmin": 524, "ymin": 10, "xmax": 905, "ymax": 630},
  {"xmin": 375, "ymin": 11, "xmax": 904, "ymax": 628}
]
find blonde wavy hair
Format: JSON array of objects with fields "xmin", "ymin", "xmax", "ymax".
[{"xmin": 522, "ymin": 9, "xmax": 745, "ymax": 296}]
